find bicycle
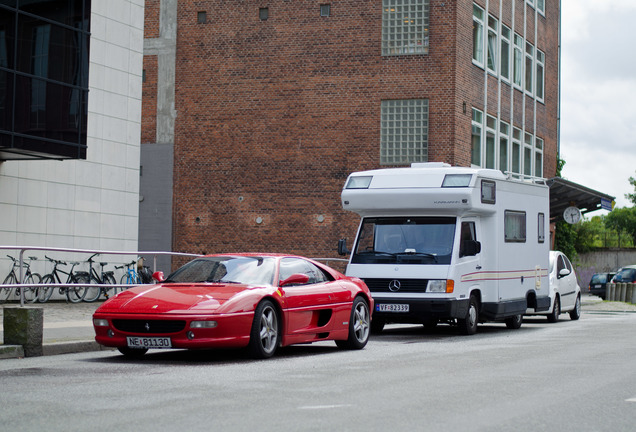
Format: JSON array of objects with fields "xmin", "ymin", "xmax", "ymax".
[
  {"xmin": 0, "ymin": 255, "xmax": 42, "ymax": 303},
  {"xmin": 39, "ymin": 256, "xmax": 90, "ymax": 303},
  {"xmin": 117, "ymin": 259, "xmax": 142, "ymax": 285},
  {"xmin": 82, "ymin": 253, "xmax": 117, "ymax": 302}
]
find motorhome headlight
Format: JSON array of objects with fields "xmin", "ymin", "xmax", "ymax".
[
  {"xmin": 427, "ymin": 280, "xmax": 454, "ymax": 293},
  {"xmin": 345, "ymin": 176, "xmax": 373, "ymax": 189}
]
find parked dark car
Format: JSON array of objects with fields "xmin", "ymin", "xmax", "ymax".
[
  {"xmin": 611, "ymin": 266, "xmax": 636, "ymax": 284},
  {"xmin": 588, "ymin": 272, "xmax": 616, "ymax": 300}
]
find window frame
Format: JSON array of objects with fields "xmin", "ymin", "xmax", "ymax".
[
  {"xmin": 471, "ymin": 108, "xmax": 483, "ymax": 167},
  {"xmin": 380, "ymin": 99, "xmax": 429, "ymax": 165},
  {"xmin": 535, "ymin": 49, "xmax": 545, "ymax": 103},
  {"xmin": 513, "ymin": 34, "xmax": 523, "ymax": 89},
  {"xmin": 500, "ymin": 24, "xmax": 511, "ymax": 82},
  {"xmin": 382, "ymin": 0, "xmax": 430, "ymax": 56},
  {"xmin": 472, "ymin": 3, "xmax": 485, "ymax": 67},
  {"xmin": 487, "ymin": 15, "xmax": 498, "ymax": 75},
  {"xmin": 505, "ymin": 210, "xmax": 527, "ymax": 243}
]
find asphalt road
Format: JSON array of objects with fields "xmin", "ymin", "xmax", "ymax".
[{"xmin": 1, "ymin": 310, "xmax": 636, "ymax": 431}]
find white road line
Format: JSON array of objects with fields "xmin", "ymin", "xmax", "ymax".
[{"xmin": 298, "ymin": 404, "xmax": 352, "ymax": 410}]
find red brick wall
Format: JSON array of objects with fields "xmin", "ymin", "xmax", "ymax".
[
  {"xmin": 158, "ymin": 0, "xmax": 559, "ymax": 258},
  {"xmin": 141, "ymin": 55, "xmax": 157, "ymax": 144},
  {"xmin": 144, "ymin": 0, "xmax": 160, "ymax": 39}
]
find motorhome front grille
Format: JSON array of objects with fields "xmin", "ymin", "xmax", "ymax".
[
  {"xmin": 363, "ymin": 278, "xmax": 429, "ymax": 293},
  {"xmin": 112, "ymin": 319, "xmax": 186, "ymax": 334}
]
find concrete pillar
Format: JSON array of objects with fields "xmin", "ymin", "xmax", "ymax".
[
  {"xmin": 620, "ymin": 283, "xmax": 627, "ymax": 302},
  {"xmin": 608, "ymin": 284, "xmax": 615, "ymax": 301},
  {"xmin": 631, "ymin": 284, "xmax": 636, "ymax": 304},
  {"xmin": 627, "ymin": 284, "xmax": 634, "ymax": 304},
  {"xmin": 3, "ymin": 307, "xmax": 43, "ymax": 357}
]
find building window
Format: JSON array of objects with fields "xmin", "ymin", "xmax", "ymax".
[
  {"xmin": 380, "ymin": 99, "xmax": 429, "ymax": 165},
  {"xmin": 500, "ymin": 25, "xmax": 511, "ymax": 81},
  {"xmin": 382, "ymin": 0, "xmax": 429, "ymax": 56},
  {"xmin": 259, "ymin": 8, "xmax": 269, "ymax": 20},
  {"xmin": 499, "ymin": 121, "xmax": 509, "ymax": 173},
  {"xmin": 472, "ymin": 4, "xmax": 485, "ymax": 66},
  {"xmin": 535, "ymin": 137, "xmax": 543, "ymax": 177},
  {"xmin": 485, "ymin": 115, "xmax": 496, "ymax": 169},
  {"xmin": 524, "ymin": 132, "xmax": 533, "ymax": 177},
  {"xmin": 320, "ymin": 4, "xmax": 331, "ymax": 17},
  {"xmin": 512, "ymin": 128, "xmax": 522, "ymax": 175},
  {"xmin": 536, "ymin": 49, "xmax": 545, "ymax": 102},
  {"xmin": 487, "ymin": 15, "xmax": 498, "ymax": 74},
  {"xmin": 525, "ymin": 41, "xmax": 534, "ymax": 94},
  {"xmin": 537, "ymin": 0, "xmax": 545, "ymax": 15},
  {"xmin": 471, "ymin": 108, "xmax": 483, "ymax": 166},
  {"xmin": 505, "ymin": 211, "xmax": 527, "ymax": 243},
  {"xmin": 513, "ymin": 34, "xmax": 523, "ymax": 89},
  {"xmin": 0, "ymin": 1, "xmax": 91, "ymax": 160},
  {"xmin": 197, "ymin": 11, "xmax": 207, "ymax": 24}
]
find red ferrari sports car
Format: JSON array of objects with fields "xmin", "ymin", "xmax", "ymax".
[{"xmin": 93, "ymin": 253, "xmax": 373, "ymax": 359}]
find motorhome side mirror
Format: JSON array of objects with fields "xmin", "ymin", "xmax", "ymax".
[
  {"xmin": 338, "ymin": 238, "xmax": 350, "ymax": 256},
  {"xmin": 462, "ymin": 240, "xmax": 481, "ymax": 257}
]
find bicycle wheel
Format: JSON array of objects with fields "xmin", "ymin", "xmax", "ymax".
[
  {"xmin": 67, "ymin": 273, "xmax": 89, "ymax": 303},
  {"xmin": 39, "ymin": 274, "xmax": 56, "ymax": 303},
  {"xmin": 82, "ymin": 275, "xmax": 102, "ymax": 303},
  {"xmin": 1, "ymin": 273, "xmax": 16, "ymax": 302},
  {"xmin": 103, "ymin": 273, "xmax": 118, "ymax": 298},
  {"xmin": 22, "ymin": 274, "xmax": 39, "ymax": 303}
]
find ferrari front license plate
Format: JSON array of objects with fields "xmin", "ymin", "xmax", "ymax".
[
  {"xmin": 377, "ymin": 303, "xmax": 409, "ymax": 313},
  {"xmin": 126, "ymin": 337, "xmax": 172, "ymax": 349}
]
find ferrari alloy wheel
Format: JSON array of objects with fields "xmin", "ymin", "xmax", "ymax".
[
  {"xmin": 249, "ymin": 300, "xmax": 279, "ymax": 359},
  {"xmin": 336, "ymin": 296, "xmax": 370, "ymax": 350}
]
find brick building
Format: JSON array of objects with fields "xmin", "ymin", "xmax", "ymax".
[{"xmin": 140, "ymin": 0, "xmax": 560, "ymax": 266}]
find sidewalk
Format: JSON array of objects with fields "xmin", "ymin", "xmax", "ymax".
[{"xmin": 1, "ymin": 294, "xmax": 636, "ymax": 359}]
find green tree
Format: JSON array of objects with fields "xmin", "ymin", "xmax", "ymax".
[
  {"xmin": 605, "ymin": 207, "xmax": 636, "ymax": 246},
  {"xmin": 574, "ymin": 215, "xmax": 605, "ymax": 252},
  {"xmin": 554, "ymin": 220, "xmax": 577, "ymax": 259},
  {"xmin": 627, "ymin": 172, "xmax": 636, "ymax": 206}
]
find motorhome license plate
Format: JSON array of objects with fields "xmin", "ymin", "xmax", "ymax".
[
  {"xmin": 127, "ymin": 337, "xmax": 172, "ymax": 349},
  {"xmin": 377, "ymin": 304, "xmax": 409, "ymax": 312}
]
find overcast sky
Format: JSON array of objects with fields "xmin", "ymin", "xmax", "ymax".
[{"xmin": 560, "ymin": 0, "xmax": 636, "ymax": 212}]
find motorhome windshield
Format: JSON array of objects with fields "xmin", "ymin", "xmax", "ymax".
[{"xmin": 352, "ymin": 217, "xmax": 456, "ymax": 265}]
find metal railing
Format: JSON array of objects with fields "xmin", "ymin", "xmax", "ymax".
[{"xmin": 0, "ymin": 246, "xmax": 201, "ymax": 307}]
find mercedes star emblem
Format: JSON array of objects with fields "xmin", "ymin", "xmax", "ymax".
[{"xmin": 388, "ymin": 280, "xmax": 401, "ymax": 292}]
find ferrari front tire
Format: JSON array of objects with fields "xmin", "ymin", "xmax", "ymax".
[
  {"xmin": 336, "ymin": 296, "xmax": 370, "ymax": 350},
  {"xmin": 248, "ymin": 299, "xmax": 279, "ymax": 359}
]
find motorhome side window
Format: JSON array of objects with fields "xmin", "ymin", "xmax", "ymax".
[
  {"xmin": 538, "ymin": 213, "xmax": 545, "ymax": 243},
  {"xmin": 481, "ymin": 180, "xmax": 496, "ymax": 204},
  {"xmin": 459, "ymin": 222, "xmax": 478, "ymax": 257},
  {"xmin": 504, "ymin": 210, "xmax": 526, "ymax": 242},
  {"xmin": 352, "ymin": 217, "xmax": 456, "ymax": 265}
]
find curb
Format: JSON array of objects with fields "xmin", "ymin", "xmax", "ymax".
[{"xmin": 0, "ymin": 340, "xmax": 113, "ymax": 359}]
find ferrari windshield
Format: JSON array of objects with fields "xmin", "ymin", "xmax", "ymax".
[
  {"xmin": 352, "ymin": 217, "xmax": 456, "ymax": 265},
  {"xmin": 165, "ymin": 256, "xmax": 276, "ymax": 285}
]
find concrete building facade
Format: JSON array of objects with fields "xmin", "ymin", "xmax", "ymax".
[
  {"xmin": 0, "ymin": 0, "xmax": 144, "ymax": 274},
  {"xmin": 140, "ymin": 0, "xmax": 559, "ymax": 263}
]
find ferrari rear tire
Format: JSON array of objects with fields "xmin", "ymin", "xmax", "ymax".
[
  {"xmin": 248, "ymin": 299, "xmax": 279, "ymax": 359},
  {"xmin": 118, "ymin": 347, "xmax": 148, "ymax": 358},
  {"xmin": 336, "ymin": 296, "xmax": 370, "ymax": 350}
]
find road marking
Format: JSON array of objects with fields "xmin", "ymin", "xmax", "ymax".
[
  {"xmin": 298, "ymin": 404, "xmax": 352, "ymax": 410},
  {"xmin": 625, "ymin": 398, "xmax": 636, "ymax": 403}
]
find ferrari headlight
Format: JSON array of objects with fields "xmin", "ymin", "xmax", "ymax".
[
  {"xmin": 93, "ymin": 319, "xmax": 109, "ymax": 327},
  {"xmin": 427, "ymin": 280, "xmax": 454, "ymax": 293},
  {"xmin": 190, "ymin": 320, "xmax": 218, "ymax": 329}
]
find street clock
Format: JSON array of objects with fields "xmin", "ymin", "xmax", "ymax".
[{"xmin": 563, "ymin": 206, "xmax": 582, "ymax": 224}]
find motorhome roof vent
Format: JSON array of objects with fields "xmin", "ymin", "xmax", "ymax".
[{"xmin": 411, "ymin": 162, "xmax": 451, "ymax": 168}]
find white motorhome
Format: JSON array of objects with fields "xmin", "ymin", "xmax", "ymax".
[{"xmin": 339, "ymin": 163, "xmax": 551, "ymax": 334}]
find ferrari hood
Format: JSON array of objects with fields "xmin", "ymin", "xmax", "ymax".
[{"xmin": 96, "ymin": 283, "xmax": 256, "ymax": 314}]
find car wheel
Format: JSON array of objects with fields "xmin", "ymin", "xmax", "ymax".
[
  {"xmin": 117, "ymin": 347, "xmax": 148, "ymax": 358},
  {"xmin": 569, "ymin": 295, "xmax": 581, "ymax": 320},
  {"xmin": 505, "ymin": 314, "xmax": 523, "ymax": 329},
  {"xmin": 336, "ymin": 296, "xmax": 370, "ymax": 350},
  {"xmin": 370, "ymin": 318, "xmax": 385, "ymax": 334},
  {"xmin": 458, "ymin": 295, "xmax": 479, "ymax": 335},
  {"xmin": 248, "ymin": 299, "xmax": 279, "ymax": 359},
  {"xmin": 547, "ymin": 296, "xmax": 560, "ymax": 323}
]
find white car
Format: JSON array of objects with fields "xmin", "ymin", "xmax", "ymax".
[{"xmin": 526, "ymin": 251, "xmax": 581, "ymax": 322}]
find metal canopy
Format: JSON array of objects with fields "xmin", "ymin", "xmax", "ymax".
[{"xmin": 547, "ymin": 177, "xmax": 615, "ymax": 221}]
